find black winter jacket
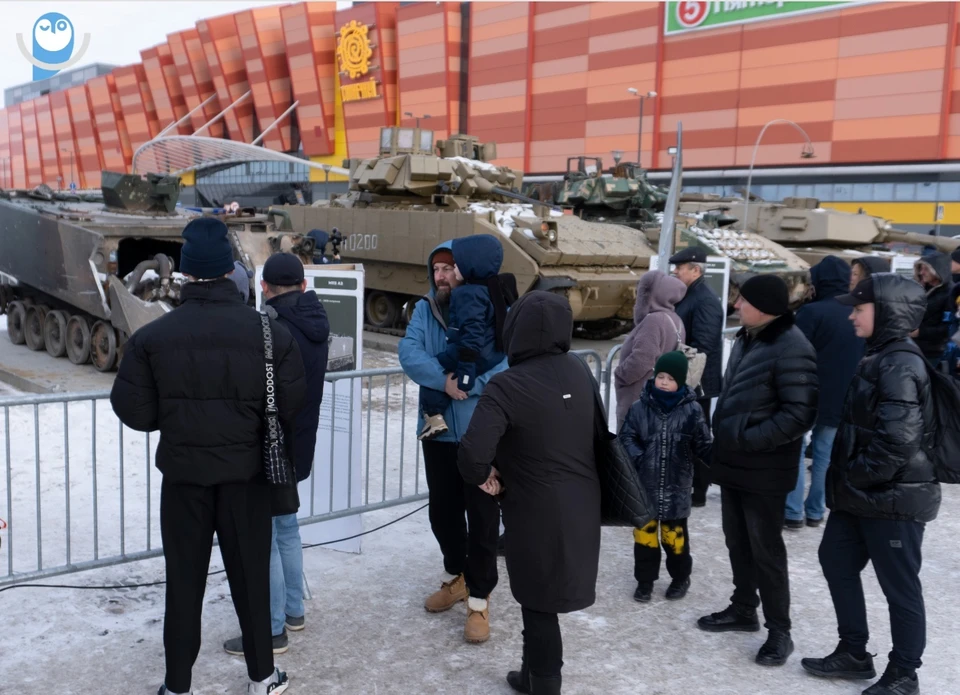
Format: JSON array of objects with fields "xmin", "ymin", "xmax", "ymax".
[
  {"xmin": 826, "ymin": 274, "xmax": 941, "ymax": 522},
  {"xmin": 711, "ymin": 312, "xmax": 818, "ymax": 494},
  {"xmin": 674, "ymin": 276, "xmax": 725, "ymax": 398},
  {"xmin": 266, "ymin": 290, "xmax": 330, "ymax": 481},
  {"xmin": 619, "ymin": 381, "xmax": 712, "ymax": 520},
  {"xmin": 110, "ymin": 278, "xmax": 307, "ymax": 486},
  {"xmin": 459, "ymin": 291, "xmax": 600, "ymax": 615},
  {"xmin": 915, "ymin": 252, "xmax": 953, "ymax": 363},
  {"xmin": 795, "ymin": 256, "xmax": 865, "ymax": 428}
]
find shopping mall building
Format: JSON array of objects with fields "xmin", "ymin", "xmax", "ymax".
[{"xmin": 5, "ymin": 1, "xmax": 960, "ymax": 232}]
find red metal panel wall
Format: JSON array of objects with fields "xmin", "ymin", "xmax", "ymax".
[
  {"xmin": 87, "ymin": 75, "xmax": 127, "ymax": 173},
  {"xmin": 66, "ymin": 85, "xmax": 101, "ymax": 189},
  {"xmin": 7, "ymin": 107, "xmax": 25, "ymax": 189},
  {"xmin": 19, "ymin": 101, "xmax": 42, "ymax": 187},
  {"xmin": 0, "ymin": 110, "xmax": 10, "ymax": 188},
  {"xmin": 114, "ymin": 64, "xmax": 159, "ymax": 158},
  {"xmin": 49, "ymin": 91, "xmax": 79, "ymax": 187},
  {"xmin": 280, "ymin": 2, "xmax": 337, "ymax": 156},
  {"xmin": 141, "ymin": 44, "xmax": 189, "ymax": 135},
  {"xmin": 34, "ymin": 95, "xmax": 61, "ymax": 187},
  {"xmin": 168, "ymin": 29, "xmax": 223, "ymax": 137},
  {"xmin": 236, "ymin": 7, "xmax": 293, "ymax": 151},
  {"xmin": 197, "ymin": 14, "xmax": 256, "ymax": 143}
]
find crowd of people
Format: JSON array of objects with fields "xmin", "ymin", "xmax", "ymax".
[{"xmin": 108, "ymin": 215, "xmax": 956, "ymax": 695}]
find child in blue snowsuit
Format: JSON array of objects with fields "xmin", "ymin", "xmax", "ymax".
[{"xmin": 419, "ymin": 234, "xmax": 512, "ymax": 440}]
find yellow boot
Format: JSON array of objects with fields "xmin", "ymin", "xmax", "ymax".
[
  {"xmin": 424, "ymin": 573, "xmax": 467, "ymax": 613},
  {"xmin": 464, "ymin": 596, "xmax": 490, "ymax": 643}
]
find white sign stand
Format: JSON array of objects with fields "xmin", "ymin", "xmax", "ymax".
[
  {"xmin": 255, "ymin": 263, "xmax": 365, "ymax": 554},
  {"xmin": 890, "ymin": 254, "xmax": 920, "ymax": 278}
]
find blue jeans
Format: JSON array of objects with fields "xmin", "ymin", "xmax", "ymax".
[
  {"xmin": 785, "ymin": 425, "xmax": 837, "ymax": 522},
  {"xmin": 269, "ymin": 513, "xmax": 304, "ymax": 636}
]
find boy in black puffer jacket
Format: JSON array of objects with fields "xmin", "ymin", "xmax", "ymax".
[{"xmin": 618, "ymin": 351, "xmax": 713, "ymax": 603}]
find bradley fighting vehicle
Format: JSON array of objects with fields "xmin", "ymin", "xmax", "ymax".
[
  {"xmin": 283, "ymin": 127, "xmax": 660, "ymax": 338},
  {"xmin": 0, "ymin": 172, "xmax": 316, "ymax": 371}
]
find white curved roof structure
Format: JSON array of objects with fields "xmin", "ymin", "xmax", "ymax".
[{"xmin": 132, "ymin": 135, "xmax": 350, "ymax": 178}]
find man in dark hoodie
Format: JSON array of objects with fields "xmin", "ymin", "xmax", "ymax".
[
  {"xmin": 223, "ymin": 253, "xmax": 330, "ymax": 658},
  {"xmin": 785, "ymin": 257, "xmax": 864, "ymax": 530},
  {"xmin": 912, "ymin": 252, "xmax": 953, "ymax": 365}
]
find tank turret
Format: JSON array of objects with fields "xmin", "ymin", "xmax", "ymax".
[{"xmin": 100, "ymin": 171, "xmax": 182, "ymax": 213}]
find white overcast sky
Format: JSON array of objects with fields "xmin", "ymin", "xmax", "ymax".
[{"xmin": 0, "ymin": 1, "xmax": 352, "ymax": 96}]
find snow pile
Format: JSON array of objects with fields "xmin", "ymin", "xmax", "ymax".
[
  {"xmin": 467, "ymin": 202, "xmax": 560, "ymax": 240},
  {"xmin": 447, "ymin": 155, "xmax": 498, "ymax": 173},
  {"xmin": 690, "ymin": 226, "xmax": 785, "ymax": 265}
]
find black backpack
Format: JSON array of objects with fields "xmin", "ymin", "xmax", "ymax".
[{"xmin": 886, "ymin": 343, "xmax": 960, "ymax": 484}]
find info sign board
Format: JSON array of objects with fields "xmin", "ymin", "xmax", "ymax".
[
  {"xmin": 665, "ymin": 1, "xmax": 875, "ymax": 36},
  {"xmin": 255, "ymin": 263, "xmax": 365, "ymax": 554},
  {"xmin": 890, "ymin": 254, "xmax": 920, "ymax": 279},
  {"xmin": 650, "ymin": 254, "xmax": 731, "ymax": 309}
]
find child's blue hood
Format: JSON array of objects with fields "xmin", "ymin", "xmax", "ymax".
[{"xmin": 451, "ymin": 234, "xmax": 503, "ymax": 283}]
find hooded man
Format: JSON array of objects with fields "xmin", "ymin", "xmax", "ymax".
[
  {"xmin": 698, "ymin": 274, "xmax": 818, "ymax": 669},
  {"xmin": 110, "ymin": 217, "xmax": 306, "ymax": 695},
  {"xmin": 849, "ymin": 257, "xmax": 890, "ymax": 292},
  {"xmin": 785, "ymin": 257, "xmax": 865, "ymax": 530},
  {"xmin": 306, "ymin": 229, "xmax": 333, "ymax": 265},
  {"xmin": 398, "ymin": 241, "xmax": 507, "ymax": 644},
  {"xmin": 223, "ymin": 252, "xmax": 330, "ymax": 658},
  {"xmin": 912, "ymin": 252, "xmax": 952, "ymax": 365},
  {"xmin": 801, "ymin": 274, "xmax": 939, "ymax": 695}
]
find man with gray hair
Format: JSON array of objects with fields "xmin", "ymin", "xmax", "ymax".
[{"xmin": 670, "ymin": 246, "xmax": 724, "ymax": 507}]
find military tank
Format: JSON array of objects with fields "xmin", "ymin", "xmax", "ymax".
[
  {"xmin": 0, "ymin": 172, "xmax": 316, "ymax": 371},
  {"xmin": 283, "ymin": 127, "xmax": 659, "ymax": 338}
]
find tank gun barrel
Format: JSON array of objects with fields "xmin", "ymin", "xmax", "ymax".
[{"xmin": 883, "ymin": 227, "xmax": 960, "ymax": 253}]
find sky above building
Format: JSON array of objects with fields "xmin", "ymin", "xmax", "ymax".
[{"xmin": 0, "ymin": 1, "xmax": 351, "ymax": 95}]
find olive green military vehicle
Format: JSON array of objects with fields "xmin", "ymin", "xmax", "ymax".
[
  {"xmin": 0, "ymin": 172, "xmax": 316, "ymax": 371},
  {"xmin": 283, "ymin": 127, "xmax": 658, "ymax": 338}
]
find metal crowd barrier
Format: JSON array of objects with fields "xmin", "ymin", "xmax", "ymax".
[{"xmin": 0, "ymin": 349, "xmax": 605, "ymax": 587}]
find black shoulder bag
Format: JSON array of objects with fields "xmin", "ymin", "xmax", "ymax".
[
  {"xmin": 260, "ymin": 311, "xmax": 300, "ymax": 517},
  {"xmin": 574, "ymin": 355, "xmax": 654, "ymax": 528}
]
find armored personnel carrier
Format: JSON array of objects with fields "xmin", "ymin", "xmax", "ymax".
[
  {"xmin": 284, "ymin": 127, "xmax": 658, "ymax": 338},
  {"xmin": 0, "ymin": 172, "xmax": 315, "ymax": 371}
]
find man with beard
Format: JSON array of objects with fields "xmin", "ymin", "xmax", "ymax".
[{"xmin": 398, "ymin": 242, "xmax": 507, "ymax": 644}]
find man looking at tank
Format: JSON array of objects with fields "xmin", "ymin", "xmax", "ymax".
[
  {"xmin": 670, "ymin": 246, "xmax": 724, "ymax": 507},
  {"xmin": 398, "ymin": 241, "xmax": 506, "ymax": 644},
  {"xmin": 912, "ymin": 253, "xmax": 953, "ymax": 365}
]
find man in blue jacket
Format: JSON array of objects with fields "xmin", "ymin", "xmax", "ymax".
[
  {"xmin": 223, "ymin": 253, "xmax": 330, "ymax": 658},
  {"xmin": 785, "ymin": 256, "xmax": 863, "ymax": 530},
  {"xmin": 399, "ymin": 241, "xmax": 507, "ymax": 644}
]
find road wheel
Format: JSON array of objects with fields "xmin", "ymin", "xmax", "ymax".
[
  {"xmin": 7, "ymin": 301, "xmax": 26, "ymax": 345},
  {"xmin": 43, "ymin": 310, "xmax": 70, "ymax": 358},
  {"xmin": 365, "ymin": 291, "xmax": 400, "ymax": 328},
  {"xmin": 24, "ymin": 304, "xmax": 50, "ymax": 351},
  {"xmin": 90, "ymin": 321, "xmax": 118, "ymax": 372},
  {"xmin": 65, "ymin": 315, "xmax": 93, "ymax": 365}
]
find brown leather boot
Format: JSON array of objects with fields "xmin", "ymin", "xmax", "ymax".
[
  {"xmin": 424, "ymin": 573, "xmax": 468, "ymax": 613},
  {"xmin": 464, "ymin": 597, "xmax": 490, "ymax": 643}
]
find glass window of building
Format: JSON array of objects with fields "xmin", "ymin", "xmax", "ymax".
[
  {"xmin": 777, "ymin": 184, "xmax": 795, "ymax": 200},
  {"xmin": 758, "ymin": 184, "xmax": 778, "ymax": 200},
  {"xmin": 894, "ymin": 183, "xmax": 915, "ymax": 201},
  {"xmin": 873, "ymin": 182, "xmax": 893, "ymax": 200},
  {"xmin": 832, "ymin": 184, "xmax": 853, "ymax": 201},
  {"xmin": 814, "ymin": 183, "xmax": 832, "ymax": 201},
  {"xmin": 796, "ymin": 184, "xmax": 814, "ymax": 198},
  {"xmin": 916, "ymin": 182, "xmax": 937, "ymax": 201},
  {"xmin": 939, "ymin": 182, "xmax": 960, "ymax": 200},
  {"xmin": 853, "ymin": 183, "xmax": 873, "ymax": 200}
]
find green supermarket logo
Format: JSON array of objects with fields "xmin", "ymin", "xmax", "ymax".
[{"xmin": 666, "ymin": 1, "xmax": 874, "ymax": 35}]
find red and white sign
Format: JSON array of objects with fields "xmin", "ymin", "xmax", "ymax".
[{"xmin": 676, "ymin": 1, "xmax": 710, "ymax": 29}]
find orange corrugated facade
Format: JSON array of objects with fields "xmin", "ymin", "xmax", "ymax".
[{"xmin": 7, "ymin": 1, "xmax": 960, "ymax": 188}]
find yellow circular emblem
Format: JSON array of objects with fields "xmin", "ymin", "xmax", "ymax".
[{"xmin": 337, "ymin": 20, "xmax": 373, "ymax": 80}]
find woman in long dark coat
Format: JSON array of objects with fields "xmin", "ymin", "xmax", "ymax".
[{"xmin": 458, "ymin": 291, "xmax": 600, "ymax": 695}]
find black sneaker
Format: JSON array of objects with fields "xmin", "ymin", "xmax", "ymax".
[
  {"xmin": 506, "ymin": 663, "xmax": 531, "ymax": 693},
  {"xmin": 756, "ymin": 630, "xmax": 794, "ymax": 666},
  {"xmin": 633, "ymin": 582, "xmax": 653, "ymax": 603},
  {"xmin": 862, "ymin": 665, "xmax": 920, "ymax": 695},
  {"xmin": 801, "ymin": 642, "xmax": 876, "ymax": 680},
  {"xmin": 784, "ymin": 519, "xmax": 804, "ymax": 531},
  {"xmin": 224, "ymin": 630, "xmax": 288, "ymax": 656},
  {"xmin": 665, "ymin": 577, "xmax": 690, "ymax": 601},
  {"xmin": 697, "ymin": 604, "xmax": 760, "ymax": 633},
  {"xmin": 284, "ymin": 614, "xmax": 305, "ymax": 632},
  {"xmin": 806, "ymin": 517, "xmax": 823, "ymax": 528}
]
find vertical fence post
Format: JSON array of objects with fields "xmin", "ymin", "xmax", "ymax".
[
  {"xmin": 5, "ymin": 407, "xmax": 12, "ymax": 576},
  {"xmin": 34, "ymin": 404, "xmax": 41, "ymax": 570},
  {"xmin": 118, "ymin": 422, "xmax": 125, "ymax": 556},
  {"xmin": 382, "ymin": 376, "xmax": 389, "ymax": 502},
  {"xmin": 328, "ymin": 379, "xmax": 336, "ymax": 514},
  {"xmin": 399, "ymin": 376, "xmax": 407, "ymax": 498},
  {"xmin": 146, "ymin": 432, "xmax": 151, "ymax": 551},
  {"xmin": 365, "ymin": 377, "xmax": 372, "ymax": 505},
  {"xmin": 346, "ymin": 380, "xmax": 354, "ymax": 509},
  {"xmin": 63, "ymin": 402, "xmax": 70, "ymax": 565},
  {"xmin": 92, "ymin": 400, "xmax": 98, "ymax": 560}
]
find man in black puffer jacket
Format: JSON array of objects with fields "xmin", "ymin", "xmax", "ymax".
[
  {"xmin": 912, "ymin": 252, "xmax": 952, "ymax": 365},
  {"xmin": 801, "ymin": 273, "xmax": 939, "ymax": 695},
  {"xmin": 697, "ymin": 275, "xmax": 817, "ymax": 669},
  {"xmin": 110, "ymin": 217, "xmax": 306, "ymax": 695}
]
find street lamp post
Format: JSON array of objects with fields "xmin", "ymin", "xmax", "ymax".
[
  {"xmin": 403, "ymin": 112, "xmax": 431, "ymax": 128},
  {"xmin": 627, "ymin": 88, "xmax": 657, "ymax": 167},
  {"xmin": 742, "ymin": 119, "xmax": 816, "ymax": 232}
]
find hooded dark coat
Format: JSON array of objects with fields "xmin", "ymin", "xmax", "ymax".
[
  {"xmin": 618, "ymin": 380, "xmax": 713, "ymax": 520},
  {"xmin": 674, "ymin": 275, "xmax": 724, "ymax": 398},
  {"xmin": 458, "ymin": 291, "xmax": 600, "ymax": 614},
  {"xmin": 826, "ymin": 274, "xmax": 941, "ymax": 522},
  {"xmin": 851, "ymin": 256, "xmax": 890, "ymax": 282},
  {"xmin": 914, "ymin": 252, "xmax": 953, "ymax": 362},
  {"xmin": 614, "ymin": 271, "xmax": 687, "ymax": 429},
  {"xmin": 266, "ymin": 290, "xmax": 330, "ymax": 481},
  {"xmin": 795, "ymin": 256, "xmax": 865, "ymax": 428},
  {"xmin": 711, "ymin": 312, "xmax": 818, "ymax": 494}
]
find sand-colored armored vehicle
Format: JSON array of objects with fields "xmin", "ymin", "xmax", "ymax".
[
  {"xmin": 726, "ymin": 196, "xmax": 960, "ymax": 265},
  {"xmin": 0, "ymin": 172, "xmax": 316, "ymax": 371},
  {"xmin": 284, "ymin": 127, "xmax": 658, "ymax": 338}
]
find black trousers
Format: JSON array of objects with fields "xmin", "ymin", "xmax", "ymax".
[
  {"xmin": 820, "ymin": 510, "xmax": 927, "ymax": 671},
  {"xmin": 633, "ymin": 518, "xmax": 692, "ymax": 584},
  {"xmin": 522, "ymin": 606, "xmax": 564, "ymax": 680},
  {"xmin": 160, "ymin": 477, "xmax": 274, "ymax": 693},
  {"xmin": 422, "ymin": 440, "xmax": 499, "ymax": 598},
  {"xmin": 693, "ymin": 397, "xmax": 713, "ymax": 500},
  {"xmin": 720, "ymin": 486, "xmax": 791, "ymax": 632}
]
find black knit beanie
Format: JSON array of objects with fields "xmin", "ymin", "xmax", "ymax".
[
  {"xmin": 654, "ymin": 351, "xmax": 688, "ymax": 387},
  {"xmin": 179, "ymin": 217, "xmax": 235, "ymax": 279},
  {"xmin": 739, "ymin": 274, "xmax": 789, "ymax": 316}
]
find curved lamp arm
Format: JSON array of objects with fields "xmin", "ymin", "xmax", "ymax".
[{"xmin": 743, "ymin": 119, "xmax": 815, "ymax": 232}]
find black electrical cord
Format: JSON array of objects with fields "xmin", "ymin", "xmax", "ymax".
[{"xmin": 0, "ymin": 502, "xmax": 428, "ymax": 593}]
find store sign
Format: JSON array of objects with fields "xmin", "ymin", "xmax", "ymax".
[
  {"xmin": 665, "ymin": 1, "xmax": 872, "ymax": 35},
  {"xmin": 336, "ymin": 19, "xmax": 373, "ymax": 79},
  {"xmin": 340, "ymin": 78, "xmax": 380, "ymax": 103}
]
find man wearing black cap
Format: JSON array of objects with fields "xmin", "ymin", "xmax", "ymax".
[
  {"xmin": 801, "ymin": 274, "xmax": 938, "ymax": 695},
  {"xmin": 698, "ymin": 274, "xmax": 818, "ymax": 669},
  {"xmin": 670, "ymin": 245, "xmax": 724, "ymax": 507},
  {"xmin": 110, "ymin": 217, "xmax": 306, "ymax": 695},
  {"xmin": 223, "ymin": 253, "xmax": 329, "ymax": 658}
]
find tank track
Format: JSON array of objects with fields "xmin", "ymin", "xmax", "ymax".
[{"xmin": 363, "ymin": 324, "xmax": 407, "ymax": 338}]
